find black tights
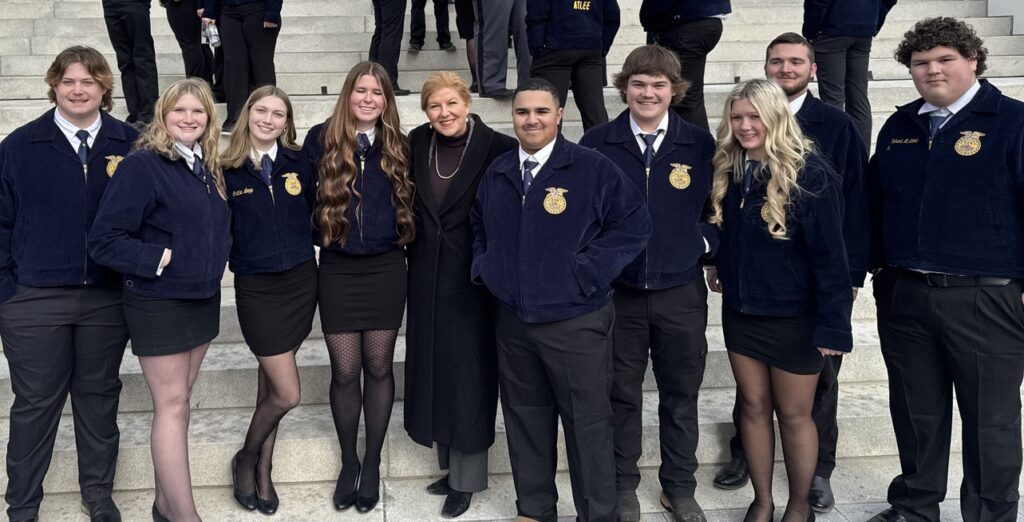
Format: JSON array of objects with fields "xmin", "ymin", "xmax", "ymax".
[
  {"xmin": 234, "ymin": 348, "xmax": 302, "ymax": 497},
  {"xmin": 326, "ymin": 329, "xmax": 398, "ymax": 496},
  {"xmin": 729, "ymin": 351, "xmax": 820, "ymax": 522}
]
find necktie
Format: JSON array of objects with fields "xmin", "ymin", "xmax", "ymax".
[
  {"xmin": 640, "ymin": 132, "xmax": 658, "ymax": 169},
  {"xmin": 928, "ymin": 112, "xmax": 951, "ymax": 138},
  {"xmin": 743, "ymin": 160, "xmax": 759, "ymax": 195},
  {"xmin": 522, "ymin": 158, "xmax": 539, "ymax": 194},
  {"xmin": 75, "ymin": 129, "xmax": 90, "ymax": 164},
  {"xmin": 259, "ymin": 154, "xmax": 273, "ymax": 186},
  {"xmin": 193, "ymin": 156, "xmax": 206, "ymax": 184},
  {"xmin": 357, "ymin": 133, "xmax": 371, "ymax": 157}
]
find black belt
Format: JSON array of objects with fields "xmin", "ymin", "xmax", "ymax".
[{"xmin": 894, "ymin": 268, "xmax": 1013, "ymax": 288}]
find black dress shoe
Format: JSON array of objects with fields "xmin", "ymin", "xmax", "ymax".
[
  {"xmin": 393, "ymin": 87, "xmax": 411, "ymax": 96},
  {"xmin": 440, "ymin": 41, "xmax": 457, "ymax": 52},
  {"xmin": 426, "ymin": 475, "xmax": 451, "ymax": 495},
  {"xmin": 409, "ymin": 41, "xmax": 424, "ymax": 51},
  {"xmin": 441, "ymin": 490, "xmax": 472, "ymax": 518},
  {"xmin": 660, "ymin": 493, "xmax": 707, "ymax": 522},
  {"xmin": 333, "ymin": 463, "xmax": 360, "ymax": 511},
  {"xmin": 81, "ymin": 498, "xmax": 122, "ymax": 522},
  {"xmin": 616, "ymin": 489, "xmax": 640, "ymax": 522},
  {"xmin": 742, "ymin": 501, "xmax": 774, "ymax": 522},
  {"xmin": 712, "ymin": 457, "xmax": 749, "ymax": 490},
  {"xmin": 256, "ymin": 481, "xmax": 279, "ymax": 515},
  {"xmin": 866, "ymin": 507, "xmax": 910, "ymax": 522},
  {"xmin": 151, "ymin": 502, "xmax": 170, "ymax": 522},
  {"xmin": 354, "ymin": 491, "xmax": 379, "ymax": 513},
  {"xmin": 232, "ymin": 452, "xmax": 259, "ymax": 511},
  {"xmin": 469, "ymin": 82, "xmax": 479, "ymax": 94},
  {"xmin": 480, "ymin": 88, "xmax": 514, "ymax": 100},
  {"xmin": 808, "ymin": 475, "xmax": 834, "ymax": 513}
]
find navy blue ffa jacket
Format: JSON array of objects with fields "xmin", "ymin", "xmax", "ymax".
[
  {"xmin": 0, "ymin": 109, "xmax": 138, "ymax": 304},
  {"xmin": 471, "ymin": 136, "xmax": 652, "ymax": 323},
  {"xmin": 715, "ymin": 153, "xmax": 853, "ymax": 351},
  {"xmin": 526, "ymin": 0, "xmax": 620, "ymax": 57},
  {"xmin": 640, "ymin": 0, "xmax": 731, "ymax": 33},
  {"xmin": 205, "ymin": 0, "xmax": 283, "ymax": 24},
  {"xmin": 304, "ymin": 122, "xmax": 402, "ymax": 255},
  {"xmin": 868, "ymin": 80, "xmax": 1024, "ymax": 278},
  {"xmin": 224, "ymin": 146, "xmax": 316, "ymax": 275},
  {"xmin": 796, "ymin": 94, "xmax": 869, "ymax": 286},
  {"xmin": 802, "ymin": 0, "xmax": 896, "ymax": 40},
  {"xmin": 89, "ymin": 149, "xmax": 231, "ymax": 299},
  {"xmin": 579, "ymin": 109, "xmax": 715, "ymax": 290}
]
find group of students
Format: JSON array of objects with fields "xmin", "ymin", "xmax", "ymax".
[{"xmin": 1, "ymin": 14, "xmax": 1023, "ymax": 522}]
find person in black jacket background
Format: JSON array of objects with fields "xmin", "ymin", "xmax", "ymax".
[
  {"xmin": 526, "ymin": 0, "xmax": 620, "ymax": 132},
  {"xmin": 102, "ymin": 0, "xmax": 159, "ymax": 127},
  {"xmin": 221, "ymin": 86, "xmax": 317, "ymax": 516},
  {"xmin": 165, "ymin": 0, "xmax": 226, "ymax": 102},
  {"xmin": 705, "ymin": 79, "xmax": 852, "ymax": 522},
  {"xmin": 803, "ymin": 0, "xmax": 897, "ymax": 146},
  {"xmin": 0, "ymin": 46, "xmax": 137, "ymax": 522},
  {"xmin": 89, "ymin": 78, "xmax": 230, "ymax": 522}
]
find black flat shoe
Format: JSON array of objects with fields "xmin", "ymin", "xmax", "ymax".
[
  {"xmin": 866, "ymin": 508, "xmax": 909, "ymax": 522},
  {"xmin": 333, "ymin": 463, "xmax": 360, "ymax": 511},
  {"xmin": 151, "ymin": 502, "xmax": 170, "ymax": 522},
  {"xmin": 426, "ymin": 475, "xmax": 450, "ymax": 495},
  {"xmin": 712, "ymin": 457, "xmax": 749, "ymax": 490},
  {"xmin": 354, "ymin": 492, "xmax": 379, "ymax": 513},
  {"xmin": 616, "ymin": 489, "xmax": 640, "ymax": 522},
  {"xmin": 81, "ymin": 498, "xmax": 122, "ymax": 522},
  {"xmin": 440, "ymin": 41, "xmax": 456, "ymax": 52},
  {"xmin": 231, "ymin": 452, "xmax": 258, "ymax": 511},
  {"xmin": 808, "ymin": 475, "xmax": 834, "ymax": 513},
  {"xmin": 742, "ymin": 501, "xmax": 774, "ymax": 522},
  {"xmin": 256, "ymin": 482, "xmax": 279, "ymax": 515},
  {"xmin": 441, "ymin": 490, "xmax": 472, "ymax": 518}
]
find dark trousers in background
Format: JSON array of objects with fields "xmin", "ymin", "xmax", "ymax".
[
  {"xmin": 813, "ymin": 35, "xmax": 873, "ymax": 148},
  {"xmin": 725, "ymin": 353, "xmax": 844, "ymax": 478},
  {"xmin": 409, "ymin": 0, "xmax": 451, "ymax": 46},
  {"xmin": 103, "ymin": 1, "xmax": 159, "ymax": 124},
  {"xmin": 220, "ymin": 3, "xmax": 279, "ymax": 124},
  {"xmin": 164, "ymin": 0, "xmax": 225, "ymax": 100},
  {"xmin": 873, "ymin": 270, "xmax": 1024, "ymax": 522},
  {"xmin": 496, "ymin": 304, "xmax": 617, "ymax": 522},
  {"xmin": 651, "ymin": 17, "xmax": 722, "ymax": 132},
  {"xmin": 473, "ymin": 0, "xmax": 531, "ymax": 95},
  {"xmin": 530, "ymin": 48, "xmax": 609, "ymax": 132},
  {"xmin": 611, "ymin": 281, "xmax": 708, "ymax": 498},
  {"xmin": 370, "ymin": 0, "xmax": 408, "ymax": 89},
  {"xmin": 0, "ymin": 286, "xmax": 128, "ymax": 521}
]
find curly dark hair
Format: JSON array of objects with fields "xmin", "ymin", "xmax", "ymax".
[{"xmin": 895, "ymin": 17, "xmax": 987, "ymax": 75}]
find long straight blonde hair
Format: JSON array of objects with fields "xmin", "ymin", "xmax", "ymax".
[
  {"xmin": 708, "ymin": 79, "xmax": 813, "ymax": 239},
  {"xmin": 221, "ymin": 85, "xmax": 300, "ymax": 170},
  {"xmin": 135, "ymin": 78, "xmax": 226, "ymax": 199}
]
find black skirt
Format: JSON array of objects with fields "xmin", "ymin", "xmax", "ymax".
[
  {"xmin": 123, "ymin": 290, "xmax": 221, "ymax": 356},
  {"xmin": 318, "ymin": 249, "xmax": 407, "ymax": 333},
  {"xmin": 721, "ymin": 303, "xmax": 824, "ymax": 375},
  {"xmin": 235, "ymin": 259, "xmax": 318, "ymax": 356}
]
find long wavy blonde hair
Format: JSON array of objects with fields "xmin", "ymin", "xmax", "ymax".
[
  {"xmin": 135, "ymin": 78, "xmax": 225, "ymax": 199},
  {"xmin": 221, "ymin": 86, "xmax": 300, "ymax": 170},
  {"xmin": 315, "ymin": 62, "xmax": 415, "ymax": 247},
  {"xmin": 708, "ymin": 79, "xmax": 812, "ymax": 239}
]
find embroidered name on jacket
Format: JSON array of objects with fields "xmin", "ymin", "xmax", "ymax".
[
  {"xmin": 573, "ymin": 0, "xmax": 591, "ymax": 10},
  {"xmin": 232, "ymin": 187, "xmax": 254, "ymax": 197}
]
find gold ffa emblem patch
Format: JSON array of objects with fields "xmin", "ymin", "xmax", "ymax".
[
  {"xmin": 669, "ymin": 163, "xmax": 692, "ymax": 190},
  {"xmin": 104, "ymin": 155, "xmax": 124, "ymax": 177},
  {"xmin": 760, "ymin": 200, "xmax": 772, "ymax": 224},
  {"xmin": 283, "ymin": 172, "xmax": 302, "ymax": 196},
  {"xmin": 953, "ymin": 131, "xmax": 985, "ymax": 156},
  {"xmin": 543, "ymin": 187, "xmax": 568, "ymax": 215}
]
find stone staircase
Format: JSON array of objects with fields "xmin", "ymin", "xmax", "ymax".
[{"xmin": 1, "ymin": 0, "xmax": 1024, "ymax": 520}]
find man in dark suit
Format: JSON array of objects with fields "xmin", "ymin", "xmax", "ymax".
[
  {"xmin": 471, "ymin": 78, "xmax": 651, "ymax": 521},
  {"xmin": 712, "ymin": 32, "xmax": 869, "ymax": 515},
  {"xmin": 0, "ymin": 46, "xmax": 138, "ymax": 522}
]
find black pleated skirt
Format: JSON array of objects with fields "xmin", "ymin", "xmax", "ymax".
[
  {"xmin": 235, "ymin": 259, "xmax": 318, "ymax": 356},
  {"xmin": 721, "ymin": 303, "xmax": 824, "ymax": 375},
  {"xmin": 123, "ymin": 290, "xmax": 221, "ymax": 356},
  {"xmin": 318, "ymin": 249, "xmax": 407, "ymax": 333}
]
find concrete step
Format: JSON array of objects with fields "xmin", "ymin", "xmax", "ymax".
[
  {"xmin": 0, "ymin": 380, "xmax": 909, "ymax": 495},
  {"xmin": 0, "ymin": 316, "xmax": 885, "ymax": 416},
  {"xmin": 28, "ymin": 456, "xmax": 1024, "ymax": 522}
]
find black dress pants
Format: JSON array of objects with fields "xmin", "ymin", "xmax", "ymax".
[
  {"xmin": 103, "ymin": 1, "xmax": 159, "ymax": 124},
  {"xmin": 725, "ymin": 352, "xmax": 843, "ymax": 478},
  {"xmin": 530, "ymin": 48, "xmax": 609, "ymax": 132},
  {"xmin": 813, "ymin": 35, "xmax": 873, "ymax": 148},
  {"xmin": 611, "ymin": 281, "xmax": 708, "ymax": 498},
  {"xmin": 874, "ymin": 269, "xmax": 1024, "ymax": 522},
  {"xmin": 0, "ymin": 286, "xmax": 128, "ymax": 521},
  {"xmin": 409, "ymin": 0, "xmax": 451, "ymax": 46},
  {"xmin": 164, "ymin": 0, "xmax": 224, "ymax": 100},
  {"xmin": 370, "ymin": 0, "xmax": 407, "ymax": 89},
  {"xmin": 652, "ymin": 17, "xmax": 723, "ymax": 132},
  {"xmin": 220, "ymin": 3, "xmax": 279, "ymax": 124},
  {"xmin": 496, "ymin": 303, "xmax": 617, "ymax": 522}
]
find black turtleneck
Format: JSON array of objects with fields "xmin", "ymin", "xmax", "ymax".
[{"xmin": 429, "ymin": 127, "xmax": 469, "ymax": 205}]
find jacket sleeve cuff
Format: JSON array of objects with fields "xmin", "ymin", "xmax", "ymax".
[
  {"xmin": 136, "ymin": 243, "xmax": 167, "ymax": 279},
  {"xmin": 812, "ymin": 326, "xmax": 852, "ymax": 352},
  {"xmin": 470, "ymin": 254, "xmax": 485, "ymax": 286}
]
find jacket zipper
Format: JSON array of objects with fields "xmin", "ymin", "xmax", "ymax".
[
  {"xmin": 643, "ymin": 165, "xmax": 650, "ymax": 289},
  {"xmin": 82, "ymin": 157, "xmax": 90, "ymax": 284},
  {"xmin": 358, "ymin": 154, "xmax": 366, "ymax": 245}
]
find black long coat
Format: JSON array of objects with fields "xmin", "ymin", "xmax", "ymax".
[{"xmin": 403, "ymin": 116, "xmax": 518, "ymax": 453}]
